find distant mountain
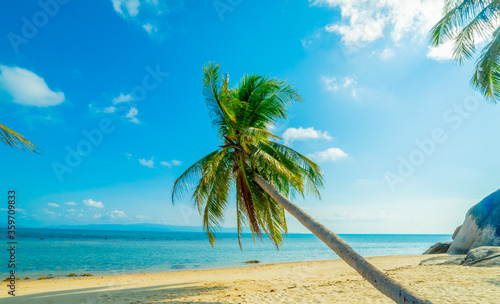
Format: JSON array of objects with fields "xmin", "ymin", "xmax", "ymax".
[{"xmin": 41, "ymin": 223, "xmax": 242, "ymax": 233}]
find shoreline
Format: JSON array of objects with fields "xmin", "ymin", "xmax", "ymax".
[{"xmin": 3, "ymin": 254, "xmax": 500, "ymax": 303}]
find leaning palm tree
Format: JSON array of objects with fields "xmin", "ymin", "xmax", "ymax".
[
  {"xmin": 430, "ymin": 0, "xmax": 500, "ymax": 102},
  {"xmin": 0, "ymin": 123, "xmax": 38, "ymax": 153},
  {"xmin": 172, "ymin": 63, "xmax": 432, "ymax": 304}
]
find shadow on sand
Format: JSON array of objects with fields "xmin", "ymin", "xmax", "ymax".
[{"xmin": 3, "ymin": 282, "xmax": 230, "ymax": 304}]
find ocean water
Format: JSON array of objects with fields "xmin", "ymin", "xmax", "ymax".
[{"xmin": 1, "ymin": 229, "xmax": 451, "ymax": 279}]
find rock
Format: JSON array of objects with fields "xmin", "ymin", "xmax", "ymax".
[
  {"xmin": 245, "ymin": 260, "xmax": 260, "ymax": 263},
  {"xmin": 452, "ymin": 225, "xmax": 462, "ymax": 240},
  {"xmin": 39, "ymin": 277, "xmax": 53, "ymax": 280},
  {"xmin": 420, "ymin": 255, "xmax": 465, "ymax": 266},
  {"xmin": 423, "ymin": 242, "xmax": 452, "ymax": 254},
  {"xmin": 68, "ymin": 273, "xmax": 76, "ymax": 277},
  {"xmin": 462, "ymin": 246, "xmax": 500, "ymax": 267},
  {"xmin": 81, "ymin": 273, "xmax": 93, "ymax": 277},
  {"xmin": 448, "ymin": 190, "xmax": 500, "ymax": 254}
]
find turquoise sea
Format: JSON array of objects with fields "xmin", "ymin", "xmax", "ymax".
[{"xmin": 1, "ymin": 229, "xmax": 451, "ymax": 279}]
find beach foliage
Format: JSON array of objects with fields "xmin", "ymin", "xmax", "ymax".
[
  {"xmin": 172, "ymin": 63, "xmax": 323, "ymax": 248},
  {"xmin": 430, "ymin": 0, "xmax": 500, "ymax": 102},
  {"xmin": 0, "ymin": 123, "xmax": 39, "ymax": 153}
]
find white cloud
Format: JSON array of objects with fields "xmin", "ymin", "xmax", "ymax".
[
  {"xmin": 136, "ymin": 214, "xmax": 149, "ymax": 219},
  {"xmin": 112, "ymin": 93, "xmax": 133, "ymax": 104},
  {"xmin": 125, "ymin": 153, "xmax": 132, "ymax": 159},
  {"xmin": 67, "ymin": 209, "xmax": 78, "ymax": 213},
  {"xmin": 427, "ymin": 40, "xmax": 454, "ymax": 61},
  {"xmin": 83, "ymin": 198, "xmax": 104, "ymax": 208},
  {"xmin": 322, "ymin": 75, "xmax": 358, "ymax": 97},
  {"xmin": 64, "ymin": 201, "xmax": 77, "ymax": 206},
  {"xmin": 126, "ymin": 107, "xmax": 140, "ymax": 124},
  {"xmin": 282, "ymin": 127, "xmax": 332, "ymax": 144},
  {"xmin": 48, "ymin": 202, "xmax": 59, "ymax": 207},
  {"xmin": 312, "ymin": 0, "xmax": 443, "ymax": 46},
  {"xmin": 160, "ymin": 159, "xmax": 182, "ymax": 167},
  {"xmin": 139, "ymin": 158, "xmax": 155, "ymax": 168},
  {"xmin": 110, "ymin": 210, "xmax": 127, "ymax": 218},
  {"xmin": 103, "ymin": 106, "xmax": 116, "ymax": 113},
  {"xmin": 0, "ymin": 65, "xmax": 65, "ymax": 107},
  {"xmin": 308, "ymin": 147, "xmax": 348, "ymax": 162},
  {"xmin": 93, "ymin": 214, "xmax": 103, "ymax": 219}
]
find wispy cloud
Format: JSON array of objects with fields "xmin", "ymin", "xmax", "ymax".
[
  {"xmin": 126, "ymin": 107, "xmax": 140, "ymax": 124},
  {"xmin": 48, "ymin": 202, "xmax": 59, "ymax": 207},
  {"xmin": 308, "ymin": 147, "xmax": 348, "ymax": 162},
  {"xmin": 64, "ymin": 202, "xmax": 77, "ymax": 206},
  {"xmin": 282, "ymin": 127, "xmax": 332, "ymax": 145},
  {"xmin": 103, "ymin": 106, "xmax": 116, "ymax": 113},
  {"xmin": 112, "ymin": 0, "xmax": 141, "ymax": 17},
  {"xmin": 379, "ymin": 46, "xmax": 394, "ymax": 60},
  {"xmin": 110, "ymin": 0, "xmax": 168, "ymax": 36},
  {"xmin": 0, "ymin": 65, "xmax": 65, "ymax": 107},
  {"xmin": 311, "ymin": 0, "xmax": 452, "ymax": 60},
  {"xmin": 110, "ymin": 210, "xmax": 127, "ymax": 218},
  {"xmin": 160, "ymin": 159, "xmax": 182, "ymax": 167},
  {"xmin": 139, "ymin": 157, "xmax": 155, "ymax": 168},
  {"xmin": 312, "ymin": 0, "xmax": 442, "ymax": 45},
  {"xmin": 322, "ymin": 75, "xmax": 358, "ymax": 97},
  {"xmin": 112, "ymin": 93, "xmax": 133, "ymax": 104}
]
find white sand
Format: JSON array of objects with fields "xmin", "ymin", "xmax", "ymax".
[{"xmin": 2, "ymin": 255, "xmax": 499, "ymax": 303}]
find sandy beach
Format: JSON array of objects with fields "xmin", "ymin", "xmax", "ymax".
[{"xmin": 2, "ymin": 255, "xmax": 499, "ymax": 303}]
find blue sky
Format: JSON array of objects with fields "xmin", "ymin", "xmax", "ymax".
[{"xmin": 1, "ymin": 0, "xmax": 499, "ymax": 234}]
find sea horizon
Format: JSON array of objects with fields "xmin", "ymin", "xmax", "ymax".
[{"xmin": 1, "ymin": 228, "xmax": 451, "ymax": 279}]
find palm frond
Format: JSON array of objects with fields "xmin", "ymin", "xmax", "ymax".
[
  {"xmin": 0, "ymin": 123, "xmax": 39, "ymax": 153},
  {"xmin": 452, "ymin": 1, "xmax": 500, "ymax": 64},
  {"xmin": 430, "ymin": 0, "xmax": 487, "ymax": 47},
  {"xmin": 174, "ymin": 62, "xmax": 325, "ymax": 249},
  {"xmin": 171, "ymin": 150, "xmax": 220, "ymax": 203},
  {"xmin": 202, "ymin": 63, "xmax": 236, "ymax": 140},
  {"xmin": 472, "ymin": 26, "xmax": 500, "ymax": 102}
]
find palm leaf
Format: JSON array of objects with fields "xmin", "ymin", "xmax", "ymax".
[
  {"xmin": 472, "ymin": 26, "xmax": 500, "ymax": 102},
  {"xmin": 0, "ymin": 123, "xmax": 39, "ymax": 153}
]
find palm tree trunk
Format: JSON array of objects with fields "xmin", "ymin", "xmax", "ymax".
[{"xmin": 254, "ymin": 174, "xmax": 432, "ymax": 304}]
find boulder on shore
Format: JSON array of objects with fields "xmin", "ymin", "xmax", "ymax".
[
  {"xmin": 420, "ymin": 246, "xmax": 500, "ymax": 267},
  {"xmin": 452, "ymin": 225, "xmax": 462, "ymax": 240},
  {"xmin": 423, "ymin": 242, "xmax": 452, "ymax": 254},
  {"xmin": 462, "ymin": 246, "xmax": 500, "ymax": 267},
  {"xmin": 448, "ymin": 190, "xmax": 500, "ymax": 254}
]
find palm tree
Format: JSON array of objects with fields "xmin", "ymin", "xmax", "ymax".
[
  {"xmin": 0, "ymin": 123, "xmax": 38, "ymax": 153},
  {"xmin": 172, "ymin": 63, "xmax": 432, "ymax": 304},
  {"xmin": 430, "ymin": 0, "xmax": 500, "ymax": 102}
]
